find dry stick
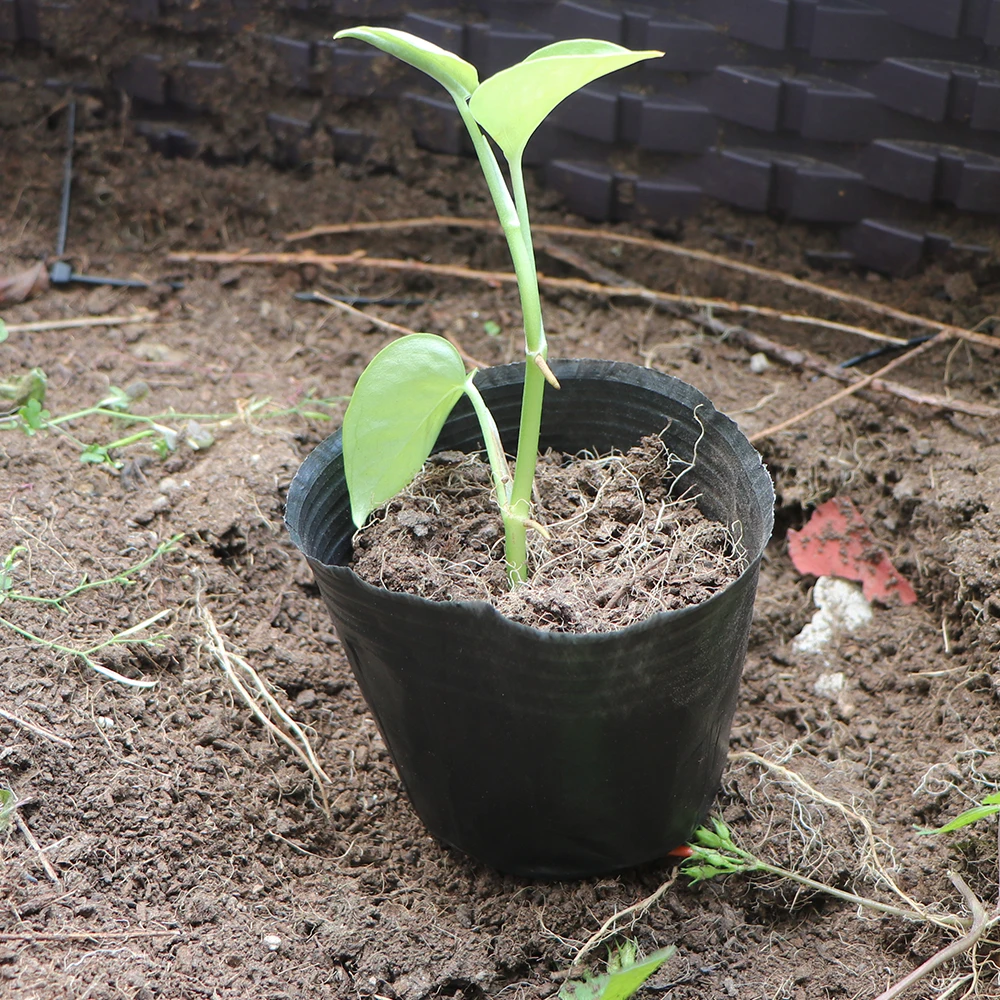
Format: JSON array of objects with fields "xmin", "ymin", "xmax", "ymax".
[
  {"xmin": 873, "ymin": 874, "xmax": 991, "ymax": 1000},
  {"xmin": 0, "ymin": 930, "xmax": 180, "ymax": 942},
  {"xmin": 4, "ymin": 311, "xmax": 158, "ymax": 334},
  {"xmin": 748, "ymin": 335, "xmax": 945, "ymax": 444},
  {"xmin": 706, "ymin": 320, "xmax": 1000, "ymax": 421},
  {"xmin": 283, "ymin": 216, "xmax": 1000, "ymax": 347},
  {"xmin": 572, "ymin": 871, "xmax": 679, "ymax": 966},
  {"xmin": 307, "ymin": 291, "xmax": 488, "ymax": 369},
  {"xmin": 171, "ymin": 249, "xmax": 1000, "ymax": 426},
  {"xmin": 14, "ymin": 812, "xmax": 61, "ymax": 883},
  {"xmin": 168, "ymin": 248, "xmax": 1000, "ymax": 354},
  {"xmin": 0, "ymin": 707, "xmax": 72, "ymax": 747},
  {"xmin": 196, "ymin": 600, "xmax": 333, "ymax": 814}
]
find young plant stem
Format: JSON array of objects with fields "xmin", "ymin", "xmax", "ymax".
[
  {"xmin": 751, "ymin": 858, "xmax": 958, "ymax": 927},
  {"xmin": 0, "ymin": 610, "xmax": 168, "ymax": 687},
  {"xmin": 454, "ymin": 103, "xmax": 546, "ymax": 584},
  {"xmin": 4, "ymin": 534, "xmax": 182, "ymax": 607},
  {"xmin": 463, "ymin": 377, "xmax": 526, "ymax": 573}
]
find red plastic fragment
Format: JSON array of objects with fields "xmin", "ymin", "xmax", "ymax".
[{"xmin": 787, "ymin": 497, "xmax": 917, "ymax": 606}]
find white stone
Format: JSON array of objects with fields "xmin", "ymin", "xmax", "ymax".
[
  {"xmin": 814, "ymin": 671, "xmax": 846, "ymax": 700},
  {"xmin": 262, "ymin": 935, "xmax": 281, "ymax": 952},
  {"xmin": 793, "ymin": 576, "xmax": 872, "ymax": 655},
  {"xmin": 749, "ymin": 352, "xmax": 770, "ymax": 374}
]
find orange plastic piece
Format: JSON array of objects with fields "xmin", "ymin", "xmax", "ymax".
[{"xmin": 787, "ymin": 497, "xmax": 917, "ymax": 605}]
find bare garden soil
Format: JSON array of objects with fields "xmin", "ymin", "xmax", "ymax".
[{"xmin": 3, "ymin": 83, "xmax": 1000, "ymax": 1000}]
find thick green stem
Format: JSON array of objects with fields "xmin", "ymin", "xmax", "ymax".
[
  {"xmin": 505, "ymin": 155, "xmax": 547, "ymax": 565},
  {"xmin": 464, "ymin": 376, "xmax": 527, "ymax": 581},
  {"xmin": 453, "ymin": 102, "xmax": 547, "ymax": 584}
]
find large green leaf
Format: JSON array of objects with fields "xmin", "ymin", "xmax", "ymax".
[
  {"xmin": 334, "ymin": 27, "xmax": 479, "ymax": 99},
  {"xmin": 342, "ymin": 334, "xmax": 468, "ymax": 528},
  {"xmin": 469, "ymin": 41, "xmax": 661, "ymax": 162}
]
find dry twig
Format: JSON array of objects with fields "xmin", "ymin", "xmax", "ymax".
[
  {"xmin": 282, "ymin": 215, "xmax": 1000, "ymax": 348},
  {"xmin": 572, "ymin": 871, "xmax": 679, "ymax": 966},
  {"xmin": 196, "ymin": 598, "xmax": 333, "ymax": 814},
  {"xmin": 873, "ymin": 874, "xmax": 991, "ymax": 1000},
  {"xmin": 4, "ymin": 311, "xmax": 158, "ymax": 334},
  {"xmin": 168, "ymin": 247, "xmax": 1000, "ymax": 354},
  {"xmin": 0, "ymin": 706, "xmax": 72, "ymax": 747},
  {"xmin": 307, "ymin": 290, "xmax": 488, "ymax": 368},
  {"xmin": 704, "ymin": 320, "xmax": 1000, "ymax": 421},
  {"xmin": 13, "ymin": 810, "xmax": 61, "ymax": 883},
  {"xmin": 748, "ymin": 335, "xmax": 944, "ymax": 443}
]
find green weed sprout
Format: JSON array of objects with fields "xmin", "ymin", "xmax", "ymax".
[
  {"xmin": 0, "ymin": 788, "xmax": 15, "ymax": 834},
  {"xmin": 560, "ymin": 940, "xmax": 675, "ymax": 1000},
  {"xmin": 918, "ymin": 792, "xmax": 1000, "ymax": 835},
  {"xmin": 336, "ymin": 28, "xmax": 662, "ymax": 585}
]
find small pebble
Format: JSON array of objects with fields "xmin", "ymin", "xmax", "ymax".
[
  {"xmin": 814, "ymin": 672, "xmax": 845, "ymax": 700},
  {"xmin": 262, "ymin": 935, "xmax": 281, "ymax": 952},
  {"xmin": 749, "ymin": 352, "xmax": 770, "ymax": 374}
]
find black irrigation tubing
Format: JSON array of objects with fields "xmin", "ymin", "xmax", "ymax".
[
  {"xmin": 53, "ymin": 98, "xmax": 75, "ymax": 260},
  {"xmin": 4, "ymin": 1, "xmax": 1000, "ymax": 275},
  {"xmin": 839, "ymin": 334, "xmax": 937, "ymax": 369}
]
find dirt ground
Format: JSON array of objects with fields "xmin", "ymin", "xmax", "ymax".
[{"xmin": 3, "ymin": 80, "xmax": 1000, "ymax": 1000}]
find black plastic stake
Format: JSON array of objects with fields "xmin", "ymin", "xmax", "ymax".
[{"xmin": 54, "ymin": 100, "xmax": 76, "ymax": 259}]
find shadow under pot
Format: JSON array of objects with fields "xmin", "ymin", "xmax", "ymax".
[{"xmin": 285, "ymin": 359, "xmax": 774, "ymax": 879}]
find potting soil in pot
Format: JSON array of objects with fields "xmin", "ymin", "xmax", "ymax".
[{"xmin": 351, "ymin": 434, "xmax": 748, "ymax": 632}]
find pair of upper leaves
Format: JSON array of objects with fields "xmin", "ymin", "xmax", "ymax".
[
  {"xmin": 336, "ymin": 28, "xmax": 660, "ymax": 165},
  {"xmin": 336, "ymin": 29, "xmax": 662, "ymax": 529}
]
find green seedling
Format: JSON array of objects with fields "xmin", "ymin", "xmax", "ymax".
[
  {"xmin": 560, "ymin": 940, "xmax": 675, "ymax": 1000},
  {"xmin": 0, "ymin": 788, "xmax": 16, "ymax": 834},
  {"xmin": 682, "ymin": 817, "xmax": 965, "ymax": 929},
  {"xmin": 0, "ymin": 535, "xmax": 182, "ymax": 686},
  {"xmin": 0, "ymin": 608, "xmax": 171, "ymax": 688},
  {"xmin": 918, "ymin": 791, "xmax": 1000, "ymax": 835},
  {"xmin": 0, "ymin": 545, "xmax": 27, "ymax": 597},
  {"xmin": 0, "ymin": 367, "xmax": 47, "ymax": 413},
  {"xmin": 0, "ymin": 534, "xmax": 182, "ymax": 608},
  {"xmin": 1, "ymin": 368, "xmax": 49, "ymax": 434},
  {"xmin": 336, "ymin": 28, "xmax": 661, "ymax": 585},
  {"xmin": 0, "ymin": 378, "xmax": 342, "ymax": 470}
]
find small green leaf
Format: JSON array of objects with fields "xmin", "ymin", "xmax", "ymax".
[
  {"xmin": 0, "ymin": 319, "xmax": 7, "ymax": 344},
  {"xmin": 183, "ymin": 420, "xmax": 214, "ymax": 451},
  {"xmin": 482, "ymin": 319, "xmax": 501, "ymax": 337},
  {"xmin": 18, "ymin": 397, "xmax": 50, "ymax": 434},
  {"xmin": 0, "ymin": 545, "xmax": 26, "ymax": 595},
  {"xmin": 0, "ymin": 788, "xmax": 15, "ymax": 833},
  {"xmin": 334, "ymin": 27, "xmax": 479, "ymax": 99},
  {"xmin": 80, "ymin": 443, "xmax": 112, "ymax": 465},
  {"xmin": 343, "ymin": 334, "xmax": 468, "ymax": 528},
  {"xmin": 559, "ymin": 945, "xmax": 675, "ymax": 1000},
  {"xmin": 97, "ymin": 386, "xmax": 133, "ymax": 411},
  {"xmin": 918, "ymin": 802, "xmax": 1000, "ymax": 835},
  {"xmin": 469, "ymin": 41, "xmax": 661, "ymax": 162}
]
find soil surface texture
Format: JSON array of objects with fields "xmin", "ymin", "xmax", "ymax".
[
  {"xmin": 352, "ymin": 438, "xmax": 747, "ymax": 632},
  {"xmin": 3, "ymin": 81, "xmax": 1000, "ymax": 1000}
]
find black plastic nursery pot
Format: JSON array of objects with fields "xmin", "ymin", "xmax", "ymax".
[{"xmin": 285, "ymin": 359, "xmax": 774, "ymax": 879}]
